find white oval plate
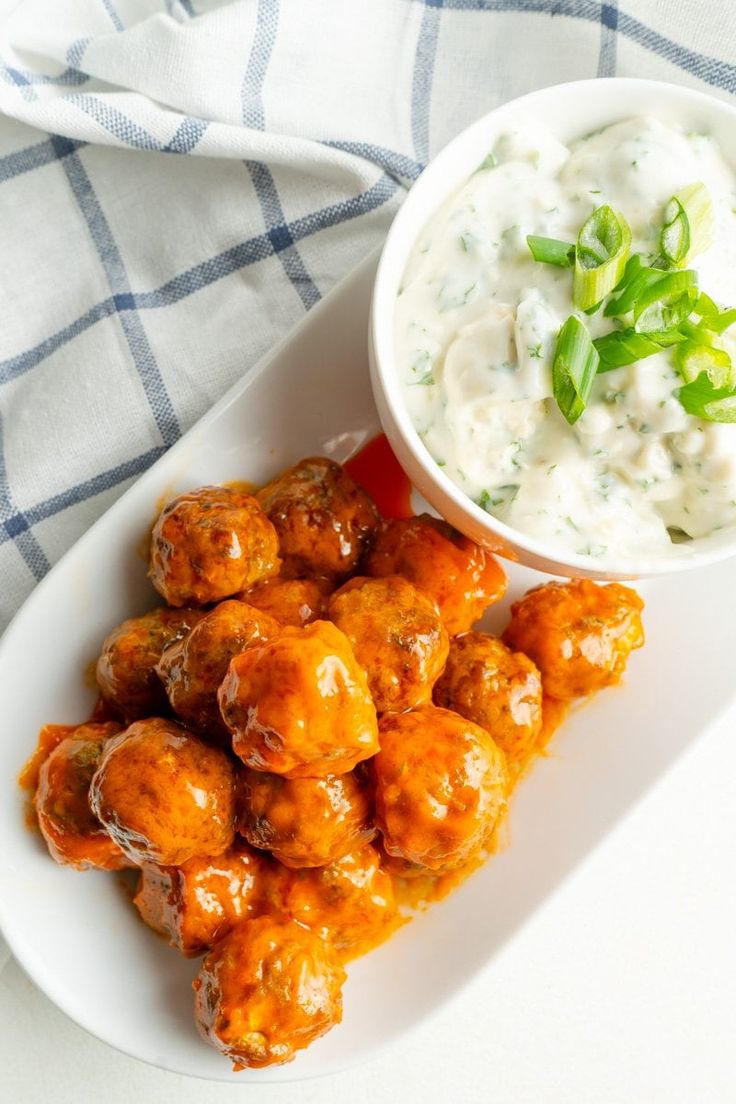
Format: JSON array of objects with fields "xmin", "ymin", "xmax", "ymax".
[{"xmin": 1, "ymin": 254, "xmax": 735, "ymax": 1084}]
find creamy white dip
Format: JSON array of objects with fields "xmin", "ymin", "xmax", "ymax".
[{"xmin": 395, "ymin": 116, "xmax": 736, "ymax": 559}]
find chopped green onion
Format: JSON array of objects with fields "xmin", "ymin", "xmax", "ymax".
[
  {"xmin": 660, "ymin": 182, "xmax": 714, "ymax": 267},
  {"xmin": 704, "ymin": 395, "xmax": 736, "ymax": 420},
  {"xmin": 708, "ymin": 308, "xmax": 736, "ymax": 334},
  {"xmin": 649, "ymin": 329, "xmax": 691, "ymax": 347},
  {"xmin": 529, "ymin": 193, "xmax": 733, "ymax": 425},
  {"xmin": 694, "ymin": 292, "xmax": 720, "ymax": 318},
  {"xmin": 676, "ymin": 371, "xmax": 736, "ymax": 422},
  {"xmin": 576, "ymin": 205, "xmax": 620, "ymax": 265},
  {"xmin": 604, "ymin": 256, "xmax": 664, "ymax": 317},
  {"xmin": 632, "ymin": 269, "xmax": 698, "ymax": 333},
  {"xmin": 636, "ymin": 291, "xmax": 698, "ymax": 334},
  {"xmin": 573, "ymin": 206, "xmax": 631, "ymax": 311},
  {"xmin": 675, "ymin": 341, "xmax": 735, "ymax": 389},
  {"xmin": 660, "ymin": 201, "xmax": 689, "ymax": 267},
  {"xmin": 594, "ymin": 327, "xmax": 686, "ymax": 371},
  {"xmin": 526, "ymin": 235, "xmax": 575, "ymax": 267},
  {"xmin": 678, "ymin": 319, "xmax": 719, "ymax": 346},
  {"xmin": 552, "ymin": 316, "xmax": 599, "ymax": 424},
  {"xmin": 694, "ymin": 296, "xmax": 736, "ymax": 334},
  {"xmin": 612, "ymin": 253, "xmax": 642, "ymax": 292}
]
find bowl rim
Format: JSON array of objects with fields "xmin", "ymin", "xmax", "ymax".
[{"xmin": 369, "ymin": 76, "xmax": 736, "ymax": 579}]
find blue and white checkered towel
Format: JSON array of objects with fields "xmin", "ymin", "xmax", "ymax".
[{"xmin": 0, "ymin": 0, "xmax": 734, "ymax": 629}]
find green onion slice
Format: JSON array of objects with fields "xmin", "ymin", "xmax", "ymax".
[
  {"xmin": 675, "ymin": 340, "xmax": 735, "ymax": 389},
  {"xmin": 649, "ymin": 329, "xmax": 691, "ymax": 347},
  {"xmin": 632, "ymin": 270, "xmax": 698, "ymax": 333},
  {"xmin": 660, "ymin": 182, "xmax": 714, "ymax": 267},
  {"xmin": 694, "ymin": 292, "xmax": 719, "ymax": 318},
  {"xmin": 678, "ymin": 319, "xmax": 718, "ymax": 346},
  {"xmin": 694, "ymin": 293, "xmax": 736, "ymax": 334},
  {"xmin": 708, "ymin": 308, "xmax": 736, "ymax": 334},
  {"xmin": 703, "ymin": 395, "xmax": 736, "ymax": 421},
  {"xmin": 552, "ymin": 316, "xmax": 599, "ymax": 424},
  {"xmin": 528, "ymin": 193, "xmax": 732, "ymax": 424},
  {"xmin": 660, "ymin": 201, "xmax": 690, "ymax": 267},
  {"xmin": 604, "ymin": 256, "xmax": 664, "ymax": 317},
  {"xmin": 636, "ymin": 290, "xmax": 698, "ymax": 334},
  {"xmin": 676, "ymin": 371, "xmax": 736, "ymax": 422},
  {"xmin": 526, "ymin": 235, "xmax": 575, "ymax": 267},
  {"xmin": 594, "ymin": 327, "xmax": 686, "ymax": 371},
  {"xmin": 573, "ymin": 206, "xmax": 631, "ymax": 311}
]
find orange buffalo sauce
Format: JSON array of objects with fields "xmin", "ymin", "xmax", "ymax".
[
  {"xmin": 19, "ymin": 697, "xmax": 118, "ymax": 826},
  {"xmin": 505, "ymin": 694, "xmax": 569, "ymax": 789},
  {"xmin": 223, "ymin": 479, "xmax": 259, "ymax": 496},
  {"xmin": 345, "ymin": 433, "xmax": 413, "ymax": 520},
  {"xmin": 339, "ymin": 911, "xmax": 408, "ymax": 962},
  {"xmin": 19, "ymin": 723, "xmax": 76, "ymax": 831},
  {"xmin": 537, "ymin": 695, "xmax": 570, "ymax": 755},
  {"xmin": 19, "ymin": 723, "xmax": 76, "ymax": 793},
  {"xmin": 387, "ymin": 693, "xmax": 569, "ymax": 913},
  {"xmin": 20, "ymin": 696, "xmax": 120, "ymax": 792},
  {"xmin": 388, "ymin": 848, "xmax": 489, "ymax": 914},
  {"xmin": 87, "ymin": 695, "xmax": 120, "ymax": 724}
]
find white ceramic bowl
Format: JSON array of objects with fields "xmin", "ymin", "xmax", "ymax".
[{"xmin": 369, "ymin": 78, "xmax": 736, "ymax": 580}]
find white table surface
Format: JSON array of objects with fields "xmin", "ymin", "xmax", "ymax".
[{"xmin": 2, "ymin": 692, "xmax": 734, "ymax": 1104}]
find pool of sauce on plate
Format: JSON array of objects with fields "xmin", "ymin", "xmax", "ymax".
[
  {"xmin": 345, "ymin": 433, "xmax": 414, "ymax": 519},
  {"xmin": 18, "ymin": 723, "xmax": 76, "ymax": 831},
  {"xmin": 19, "ymin": 697, "xmax": 119, "ymax": 830}
]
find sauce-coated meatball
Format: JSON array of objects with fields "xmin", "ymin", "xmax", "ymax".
[
  {"xmin": 149, "ymin": 486, "xmax": 280, "ymax": 607},
  {"xmin": 373, "ymin": 705, "xmax": 508, "ymax": 871},
  {"xmin": 156, "ymin": 600, "xmax": 279, "ymax": 742},
  {"xmin": 257, "ymin": 457, "xmax": 379, "ymax": 580},
  {"xmin": 328, "ymin": 576, "xmax": 449, "ymax": 713},
  {"xmin": 219, "ymin": 620, "xmax": 379, "ymax": 778},
  {"xmin": 34, "ymin": 722, "xmax": 128, "ymax": 870},
  {"xmin": 277, "ymin": 844, "xmax": 397, "ymax": 955},
  {"xmin": 240, "ymin": 576, "xmax": 331, "ymax": 627},
  {"xmin": 89, "ymin": 717, "xmax": 236, "ymax": 866},
  {"xmin": 193, "ymin": 916, "xmax": 346, "ymax": 1068},
  {"xmin": 433, "ymin": 632, "xmax": 543, "ymax": 762},
  {"xmin": 96, "ymin": 607, "xmax": 201, "ymax": 720},
  {"xmin": 134, "ymin": 841, "xmax": 271, "ymax": 956},
  {"xmin": 237, "ymin": 769, "xmax": 375, "ymax": 868},
  {"xmin": 364, "ymin": 514, "xmax": 507, "ymax": 635},
  {"xmin": 502, "ymin": 580, "xmax": 645, "ymax": 700}
]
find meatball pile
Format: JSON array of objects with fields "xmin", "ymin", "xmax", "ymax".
[{"xmin": 29, "ymin": 454, "xmax": 645, "ymax": 1070}]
